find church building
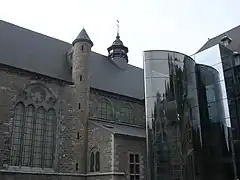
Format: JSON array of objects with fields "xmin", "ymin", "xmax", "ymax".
[{"xmin": 0, "ymin": 20, "xmax": 146, "ymax": 180}]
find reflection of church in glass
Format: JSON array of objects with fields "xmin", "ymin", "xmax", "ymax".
[
  {"xmin": 144, "ymin": 50, "xmax": 236, "ymax": 180},
  {"xmin": 150, "ymin": 54, "xmax": 184, "ymax": 180}
]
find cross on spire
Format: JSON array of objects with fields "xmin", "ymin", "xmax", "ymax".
[{"xmin": 117, "ymin": 20, "xmax": 120, "ymax": 38}]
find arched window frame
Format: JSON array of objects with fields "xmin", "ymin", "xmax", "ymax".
[
  {"xmin": 89, "ymin": 149, "xmax": 100, "ymax": 172},
  {"xmin": 121, "ymin": 102, "xmax": 133, "ymax": 123},
  {"xmin": 10, "ymin": 102, "xmax": 25, "ymax": 166},
  {"xmin": 95, "ymin": 151, "xmax": 100, "ymax": 172},
  {"xmin": 90, "ymin": 152, "xmax": 95, "ymax": 172},
  {"xmin": 96, "ymin": 97, "xmax": 114, "ymax": 120},
  {"xmin": 9, "ymin": 84, "xmax": 57, "ymax": 169},
  {"xmin": 21, "ymin": 104, "xmax": 35, "ymax": 167}
]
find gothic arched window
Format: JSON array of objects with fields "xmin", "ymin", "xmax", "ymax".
[
  {"xmin": 44, "ymin": 109, "xmax": 56, "ymax": 168},
  {"xmin": 95, "ymin": 151, "xmax": 100, "ymax": 171},
  {"xmin": 21, "ymin": 105, "xmax": 35, "ymax": 166},
  {"xmin": 10, "ymin": 102, "xmax": 25, "ymax": 166},
  {"xmin": 121, "ymin": 103, "xmax": 133, "ymax": 123},
  {"xmin": 10, "ymin": 86, "xmax": 57, "ymax": 169},
  {"xmin": 96, "ymin": 98, "xmax": 113, "ymax": 120},
  {"xmin": 90, "ymin": 152, "xmax": 95, "ymax": 172},
  {"xmin": 89, "ymin": 150, "xmax": 100, "ymax": 172}
]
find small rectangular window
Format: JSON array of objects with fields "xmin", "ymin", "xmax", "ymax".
[
  {"xmin": 135, "ymin": 154, "xmax": 139, "ymax": 163},
  {"xmin": 130, "ymin": 154, "xmax": 134, "ymax": 163},
  {"xmin": 78, "ymin": 103, "xmax": 81, "ymax": 109},
  {"xmin": 77, "ymin": 132, "xmax": 80, "ymax": 139},
  {"xmin": 129, "ymin": 153, "xmax": 140, "ymax": 179},
  {"xmin": 76, "ymin": 162, "xmax": 79, "ymax": 171},
  {"xmin": 80, "ymin": 75, "xmax": 83, "ymax": 81}
]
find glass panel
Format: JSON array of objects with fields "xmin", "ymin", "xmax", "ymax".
[
  {"xmin": 32, "ymin": 107, "xmax": 45, "ymax": 167},
  {"xmin": 130, "ymin": 154, "xmax": 134, "ymax": 163},
  {"xmin": 135, "ymin": 164, "xmax": 140, "ymax": 174},
  {"xmin": 90, "ymin": 152, "xmax": 94, "ymax": 172},
  {"xmin": 135, "ymin": 154, "xmax": 139, "ymax": 163},
  {"xmin": 130, "ymin": 164, "xmax": 134, "ymax": 173},
  {"xmin": 130, "ymin": 175, "xmax": 135, "ymax": 180},
  {"xmin": 10, "ymin": 102, "xmax": 25, "ymax": 166},
  {"xmin": 44, "ymin": 109, "xmax": 56, "ymax": 168},
  {"xmin": 135, "ymin": 175, "xmax": 140, "ymax": 180},
  {"xmin": 144, "ymin": 49, "xmax": 235, "ymax": 180},
  {"xmin": 95, "ymin": 151, "xmax": 100, "ymax": 172},
  {"xmin": 21, "ymin": 105, "xmax": 34, "ymax": 166}
]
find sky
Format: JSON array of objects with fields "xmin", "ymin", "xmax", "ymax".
[{"xmin": 0, "ymin": 0, "xmax": 240, "ymax": 68}]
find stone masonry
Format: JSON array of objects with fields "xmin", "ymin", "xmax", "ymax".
[{"xmin": 0, "ymin": 24, "xmax": 147, "ymax": 180}]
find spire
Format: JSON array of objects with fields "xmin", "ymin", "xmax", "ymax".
[{"xmin": 72, "ymin": 28, "xmax": 93, "ymax": 46}]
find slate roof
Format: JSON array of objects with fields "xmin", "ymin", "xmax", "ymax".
[
  {"xmin": 72, "ymin": 28, "xmax": 93, "ymax": 46},
  {"xmin": 197, "ymin": 25, "xmax": 240, "ymax": 53},
  {"xmin": 0, "ymin": 20, "xmax": 144, "ymax": 100},
  {"xmin": 90, "ymin": 120, "xmax": 146, "ymax": 138}
]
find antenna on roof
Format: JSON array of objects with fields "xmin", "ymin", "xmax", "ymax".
[{"xmin": 116, "ymin": 20, "xmax": 120, "ymax": 38}]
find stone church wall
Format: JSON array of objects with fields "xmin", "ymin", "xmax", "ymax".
[
  {"xmin": 87, "ymin": 122, "xmax": 112, "ymax": 173},
  {"xmin": 0, "ymin": 65, "xmax": 85, "ymax": 175},
  {"xmin": 89, "ymin": 89, "xmax": 145, "ymax": 126},
  {"xmin": 114, "ymin": 135, "xmax": 146, "ymax": 180}
]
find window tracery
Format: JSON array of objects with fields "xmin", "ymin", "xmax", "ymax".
[
  {"xmin": 96, "ymin": 98, "xmax": 113, "ymax": 120},
  {"xmin": 10, "ymin": 84, "xmax": 57, "ymax": 169},
  {"xmin": 121, "ymin": 103, "xmax": 133, "ymax": 123}
]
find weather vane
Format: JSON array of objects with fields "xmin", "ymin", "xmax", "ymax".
[{"xmin": 117, "ymin": 20, "xmax": 120, "ymax": 37}]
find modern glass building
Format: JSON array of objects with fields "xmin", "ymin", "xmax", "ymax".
[{"xmin": 143, "ymin": 49, "xmax": 237, "ymax": 180}]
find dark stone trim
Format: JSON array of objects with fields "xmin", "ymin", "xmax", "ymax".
[
  {"xmin": 0, "ymin": 63, "xmax": 73, "ymax": 86},
  {"xmin": 90, "ymin": 88, "xmax": 144, "ymax": 105}
]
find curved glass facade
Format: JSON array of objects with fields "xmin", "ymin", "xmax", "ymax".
[{"xmin": 144, "ymin": 49, "xmax": 236, "ymax": 180}]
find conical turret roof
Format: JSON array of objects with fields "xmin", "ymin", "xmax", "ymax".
[{"xmin": 72, "ymin": 28, "xmax": 93, "ymax": 46}]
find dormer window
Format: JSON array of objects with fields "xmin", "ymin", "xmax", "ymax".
[{"xmin": 221, "ymin": 35, "xmax": 232, "ymax": 46}]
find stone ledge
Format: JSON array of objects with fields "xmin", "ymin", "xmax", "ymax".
[
  {"xmin": 0, "ymin": 169, "xmax": 125, "ymax": 177},
  {"xmin": 87, "ymin": 172, "xmax": 125, "ymax": 176}
]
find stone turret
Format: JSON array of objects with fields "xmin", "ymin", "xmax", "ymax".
[{"xmin": 71, "ymin": 28, "xmax": 93, "ymax": 174}]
